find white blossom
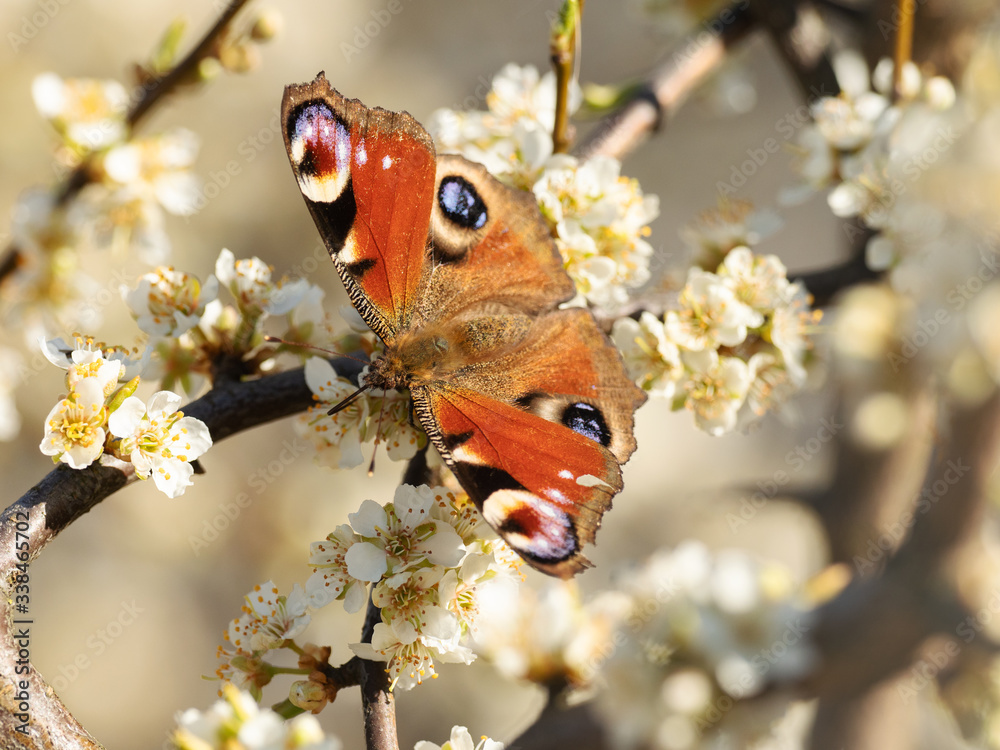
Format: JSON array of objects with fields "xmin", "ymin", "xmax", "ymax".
[
  {"xmin": 103, "ymin": 129, "xmax": 201, "ymax": 216},
  {"xmin": 349, "ymin": 617, "xmax": 474, "ymax": 691},
  {"xmin": 225, "ymin": 581, "xmax": 311, "ymax": 654},
  {"xmin": 414, "ymin": 726, "xmax": 504, "ymax": 750},
  {"xmin": 306, "ymin": 524, "xmax": 369, "ymax": 613},
  {"xmin": 682, "ymin": 349, "xmax": 752, "ymax": 436},
  {"xmin": 32, "ymin": 72, "xmax": 128, "ymax": 150},
  {"xmin": 122, "ymin": 266, "xmax": 218, "ymax": 337},
  {"xmin": 215, "ymin": 248, "xmax": 311, "ymax": 318},
  {"xmin": 171, "ymin": 684, "xmax": 341, "ymax": 750},
  {"xmin": 612, "ymin": 313, "xmax": 682, "ymax": 398},
  {"xmin": 533, "ymin": 154, "xmax": 658, "ymax": 307},
  {"xmin": 107, "ymin": 390, "xmax": 213, "ymax": 498},
  {"xmin": 665, "ymin": 270, "xmax": 757, "ymax": 351},
  {"xmin": 346, "ymin": 485, "xmax": 465, "ymax": 586},
  {"xmin": 39, "ymin": 377, "xmax": 107, "ymax": 469}
]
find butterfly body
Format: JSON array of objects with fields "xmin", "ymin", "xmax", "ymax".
[{"xmin": 283, "ymin": 73, "xmax": 646, "ymax": 577}]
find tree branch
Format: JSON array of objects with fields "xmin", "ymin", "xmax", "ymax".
[
  {"xmin": 0, "ymin": 357, "xmax": 362, "ymax": 749},
  {"xmin": 747, "ymin": 0, "xmax": 840, "ymax": 100},
  {"xmin": 358, "ymin": 595, "xmax": 398, "ymax": 750},
  {"xmin": 353, "ymin": 451, "xmax": 432, "ymax": 750},
  {"xmin": 0, "ymin": 0, "xmax": 254, "ymax": 287},
  {"xmin": 550, "ymin": 0, "xmax": 582, "ymax": 154},
  {"xmin": 574, "ymin": 0, "xmax": 755, "ymax": 161},
  {"xmin": 802, "ymin": 390, "xmax": 1000, "ymax": 744}
]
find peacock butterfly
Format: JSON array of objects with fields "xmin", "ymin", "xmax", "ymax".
[{"xmin": 281, "ymin": 72, "xmax": 646, "ymax": 578}]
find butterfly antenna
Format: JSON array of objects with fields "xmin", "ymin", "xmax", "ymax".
[
  {"xmin": 329, "ymin": 383, "xmax": 371, "ymax": 416},
  {"xmin": 263, "ymin": 335, "xmax": 373, "ymax": 367},
  {"xmin": 367, "ymin": 392, "xmax": 390, "ymax": 477}
]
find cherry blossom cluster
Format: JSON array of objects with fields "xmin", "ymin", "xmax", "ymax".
[
  {"xmin": 121, "ymin": 249, "xmax": 327, "ymax": 395},
  {"xmin": 613, "ymin": 205, "xmax": 819, "ymax": 435},
  {"xmin": 215, "ymin": 486, "xmax": 520, "ymax": 706},
  {"xmin": 171, "ymin": 685, "xmax": 504, "ymax": 750},
  {"xmin": 171, "ymin": 684, "xmax": 340, "ymax": 750},
  {"xmin": 428, "ymin": 64, "xmax": 659, "ymax": 310},
  {"xmin": 116, "ymin": 248, "xmax": 426, "ymax": 469},
  {"xmin": 38, "ymin": 335, "xmax": 212, "ymax": 498},
  {"xmin": 472, "ymin": 577, "xmax": 629, "ymax": 695},
  {"xmin": 590, "ymin": 542, "xmax": 817, "ymax": 750},
  {"xmin": 784, "ymin": 51, "xmax": 958, "ymax": 274},
  {"xmin": 797, "ymin": 41, "xmax": 1000, "ymax": 400},
  {"xmin": 415, "ymin": 726, "xmax": 505, "ymax": 750},
  {"xmin": 6, "ymin": 12, "xmax": 279, "ymax": 340},
  {"xmin": 321, "ymin": 485, "xmax": 519, "ymax": 692}
]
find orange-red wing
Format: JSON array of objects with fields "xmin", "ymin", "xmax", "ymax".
[
  {"xmin": 414, "ymin": 384, "xmax": 623, "ymax": 578},
  {"xmin": 282, "ymin": 73, "xmax": 435, "ymax": 338}
]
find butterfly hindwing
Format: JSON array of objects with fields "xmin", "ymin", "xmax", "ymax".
[
  {"xmin": 412, "ymin": 309, "xmax": 646, "ymax": 577},
  {"xmin": 414, "ymin": 384, "xmax": 620, "ymax": 577},
  {"xmin": 282, "ymin": 73, "xmax": 436, "ymax": 338}
]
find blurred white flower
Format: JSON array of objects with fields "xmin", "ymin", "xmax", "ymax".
[
  {"xmin": 39, "ymin": 377, "xmax": 107, "ymax": 469},
  {"xmin": 122, "ymin": 266, "xmax": 219, "ymax": 337},
  {"xmin": 415, "ymin": 726, "xmax": 504, "ymax": 750},
  {"xmin": 0, "ymin": 348, "xmax": 23, "ymax": 441},
  {"xmin": 32, "ymin": 72, "xmax": 128, "ymax": 151},
  {"xmin": 7, "ymin": 192, "xmax": 104, "ymax": 337},
  {"xmin": 474, "ymin": 579, "xmax": 629, "ymax": 690},
  {"xmin": 593, "ymin": 542, "xmax": 816, "ymax": 750},
  {"xmin": 68, "ymin": 182, "xmax": 172, "ymax": 264},
  {"xmin": 171, "ymin": 684, "xmax": 341, "ymax": 750},
  {"xmin": 107, "ymin": 390, "xmax": 213, "ymax": 498},
  {"xmin": 680, "ymin": 201, "xmax": 782, "ymax": 269},
  {"xmin": 769, "ymin": 283, "xmax": 817, "ymax": 387},
  {"xmin": 103, "ymin": 129, "xmax": 201, "ymax": 216}
]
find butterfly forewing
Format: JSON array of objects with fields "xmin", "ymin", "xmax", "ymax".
[{"xmin": 282, "ymin": 73, "xmax": 435, "ymax": 338}]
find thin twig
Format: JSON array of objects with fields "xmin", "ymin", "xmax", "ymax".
[
  {"xmin": 0, "ymin": 357, "xmax": 361, "ymax": 749},
  {"xmin": 891, "ymin": 0, "xmax": 916, "ymax": 101},
  {"xmin": 748, "ymin": 0, "xmax": 840, "ymax": 100},
  {"xmin": 353, "ymin": 452, "xmax": 431, "ymax": 750},
  {"xmin": 803, "ymin": 391, "xmax": 1000, "ymax": 742},
  {"xmin": 550, "ymin": 0, "xmax": 582, "ymax": 154},
  {"xmin": 358, "ymin": 594, "xmax": 399, "ymax": 750},
  {"xmin": 574, "ymin": 0, "xmax": 755, "ymax": 161},
  {"xmin": 0, "ymin": 0, "xmax": 253, "ymax": 287}
]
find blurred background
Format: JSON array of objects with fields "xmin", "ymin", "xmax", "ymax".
[{"xmin": 0, "ymin": 0, "xmax": 913, "ymax": 747}]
